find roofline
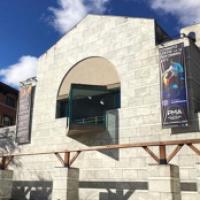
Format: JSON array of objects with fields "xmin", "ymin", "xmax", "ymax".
[
  {"xmin": 87, "ymin": 13, "xmax": 154, "ymax": 21},
  {"xmin": 38, "ymin": 14, "xmax": 155, "ymax": 59},
  {"xmin": 182, "ymin": 22, "xmax": 200, "ymax": 29},
  {"xmin": 0, "ymin": 82, "xmax": 19, "ymax": 94}
]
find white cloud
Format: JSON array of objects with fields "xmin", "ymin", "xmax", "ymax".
[
  {"xmin": 0, "ymin": 56, "xmax": 38, "ymax": 87},
  {"xmin": 49, "ymin": 0, "xmax": 110, "ymax": 34},
  {"xmin": 150, "ymin": 0, "xmax": 200, "ymax": 25}
]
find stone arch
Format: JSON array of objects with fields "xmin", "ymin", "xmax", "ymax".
[{"xmin": 57, "ymin": 56, "xmax": 120, "ymax": 99}]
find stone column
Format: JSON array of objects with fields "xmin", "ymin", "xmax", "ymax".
[
  {"xmin": 148, "ymin": 164, "xmax": 181, "ymax": 200},
  {"xmin": 0, "ymin": 170, "xmax": 13, "ymax": 200},
  {"xmin": 52, "ymin": 167, "xmax": 79, "ymax": 200}
]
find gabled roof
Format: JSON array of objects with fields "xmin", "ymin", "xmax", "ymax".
[
  {"xmin": 39, "ymin": 14, "xmax": 170, "ymax": 59},
  {"xmin": 62, "ymin": 14, "xmax": 155, "ymax": 37}
]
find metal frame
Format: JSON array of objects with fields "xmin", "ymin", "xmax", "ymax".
[{"xmin": 1, "ymin": 139, "xmax": 200, "ymax": 170}]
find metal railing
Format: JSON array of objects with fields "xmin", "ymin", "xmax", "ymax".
[{"xmin": 72, "ymin": 115, "xmax": 106, "ymax": 126}]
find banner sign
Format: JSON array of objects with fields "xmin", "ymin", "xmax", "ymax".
[
  {"xmin": 159, "ymin": 43, "xmax": 189, "ymax": 128},
  {"xmin": 16, "ymin": 85, "xmax": 32, "ymax": 144}
]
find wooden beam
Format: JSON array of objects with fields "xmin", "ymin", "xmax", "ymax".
[
  {"xmin": 1, "ymin": 139, "xmax": 200, "ymax": 169},
  {"xmin": 55, "ymin": 151, "xmax": 80, "ymax": 167},
  {"xmin": 71, "ymin": 139, "xmax": 200, "ymax": 153},
  {"xmin": 54, "ymin": 152, "xmax": 70, "ymax": 168},
  {"xmin": 69, "ymin": 151, "xmax": 81, "ymax": 167},
  {"xmin": 142, "ymin": 146, "xmax": 159, "ymax": 163},
  {"xmin": 64, "ymin": 152, "xmax": 70, "ymax": 167},
  {"xmin": 0, "ymin": 157, "xmax": 7, "ymax": 170},
  {"xmin": 167, "ymin": 144, "xmax": 183, "ymax": 163},
  {"xmin": 1, "ymin": 138, "xmax": 200, "ymax": 158},
  {"xmin": 55, "ymin": 153, "xmax": 65, "ymax": 166},
  {"xmin": 4, "ymin": 156, "xmax": 14, "ymax": 169},
  {"xmin": 159, "ymin": 145, "xmax": 167, "ymax": 164},
  {"xmin": 187, "ymin": 144, "xmax": 200, "ymax": 156}
]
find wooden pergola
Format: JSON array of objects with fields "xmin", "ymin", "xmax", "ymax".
[{"xmin": 1, "ymin": 138, "xmax": 200, "ymax": 170}]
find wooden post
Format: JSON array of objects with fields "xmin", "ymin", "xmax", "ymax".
[
  {"xmin": 0, "ymin": 157, "xmax": 7, "ymax": 170},
  {"xmin": 64, "ymin": 152, "xmax": 70, "ymax": 168},
  {"xmin": 159, "ymin": 145, "xmax": 167, "ymax": 164}
]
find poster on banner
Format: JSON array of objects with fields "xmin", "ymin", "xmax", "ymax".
[
  {"xmin": 16, "ymin": 85, "xmax": 32, "ymax": 144},
  {"xmin": 159, "ymin": 43, "xmax": 189, "ymax": 128}
]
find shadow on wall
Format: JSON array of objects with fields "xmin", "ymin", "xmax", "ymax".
[
  {"xmin": 79, "ymin": 181, "xmax": 198, "ymax": 200},
  {"xmin": 68, "ymin": 110, "xmax": 120, "ymax": 160},
  {"xmin": 0, "ymin": 127, "xmax": 17, "ymax": 151},
  {"xmin": 11, "ymin": 179, "xmax": 197, "ymax": 200},
  {"xmin": 79, "ymin": 181, "xmax": 148, "ymax": 200},
  {"xmin": 12, "ymin": 181, "xmax": 52, "ymax": 200},
  {"xmin": 0, "ymin": 127, "xmax": 22, "ymax": 168}
]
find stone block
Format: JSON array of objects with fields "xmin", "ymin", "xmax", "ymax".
[
  {"xmin": 181, "ymin": 192, "xmax": 200, "ymax": 200},
  {"xmin": 148, "ymin": 165, "xmax": 181, "ymax": 200},
  {"xmin": 0, "ymin": 170, "xmax": 13, "ymax": 200},
  {"xmin": 148, "ymin": 177, "xmax": 180, "ymax": 193},
  {"xmin": 148, "ymin": 164, "xmax": 179, "ymax": 178},
  {"xmin": 52, "ymin": 167, "xmax": 79, "ymax": 200}
]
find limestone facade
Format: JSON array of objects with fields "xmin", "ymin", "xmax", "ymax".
[{"xmin": 1, "ymin": 15, "xmax": 200, "ymax": 200}]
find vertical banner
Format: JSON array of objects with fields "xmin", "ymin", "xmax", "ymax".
[
  {"xmin": 159, "ymin": 43, "xmax": 189, "ymax": 128},
  {"xmin": 16, "ymin": 85, "xmax": 32, "ymax": 144}
]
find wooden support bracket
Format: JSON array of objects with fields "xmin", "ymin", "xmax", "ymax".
[
  {"xmin": 142, "ymin": 146, "xmax": 159, "ymax": 164},
  {"xmin": 0, "ymin": 157, "xmax": 6, "ymax": 170},
  {"xmin": 4, "ymin": 156, "xmax": 14, "ymax": 169},
  {"xmin": 0, "ymin": 156, "xmax": 13, "ymax": 170},
  {"xmin": 55, "ymin": 153, "xmax": 66, "ymax": 166},
  {"xmin": 69, "ymin": 151, "xmax": 81, "ymax": 167},
  {"xmin": 167, "ymin": 144, "xmax": 184, "ymax": 163},
  {"xmin": 187, "ymin": 144, "xmax": 200, "ymax": 156},
  {"xmin": 55, "ymin": 151, "xmax": 81, "ymax": 168}
]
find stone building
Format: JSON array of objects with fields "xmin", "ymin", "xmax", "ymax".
[
  {"xmin": 1, "ymin": 15, "xmax": 200, "ymax": 200},
  {"xmin": 0, "ymin": 82, "xmax": 18, "ymax": 128}
]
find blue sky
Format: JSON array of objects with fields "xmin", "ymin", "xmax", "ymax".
[{"xmin": 0, "ymin": 0, "xmax": 200, "ymax": 86}]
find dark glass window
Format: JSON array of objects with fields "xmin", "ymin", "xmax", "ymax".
[
  {"xmin": 56, "ymin": 99, "xmax": 69, "ymax": 118},
  {"xmin": 56, "ymin": 84, "xmax": 120, "ymax": 128},
  {"xmin": 5, "ymin": 96, "xmax": 16, "ymax": 108},
  {"xmin": 100, "ymin": 90, "xmax": 120, "ymax": 111},
  {"xmin": 69, "ymin": 84, "xmax": 120, "ymax": 127}
]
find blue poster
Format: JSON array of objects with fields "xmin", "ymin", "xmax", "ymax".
[{"xmin": 159, "ymin": 43, "xmax": 189, "ymax": 128}]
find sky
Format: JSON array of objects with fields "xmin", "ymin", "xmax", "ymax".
[{"xmin": 0, "ymin": 0, "xmax": 200, "ymax": 87}]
